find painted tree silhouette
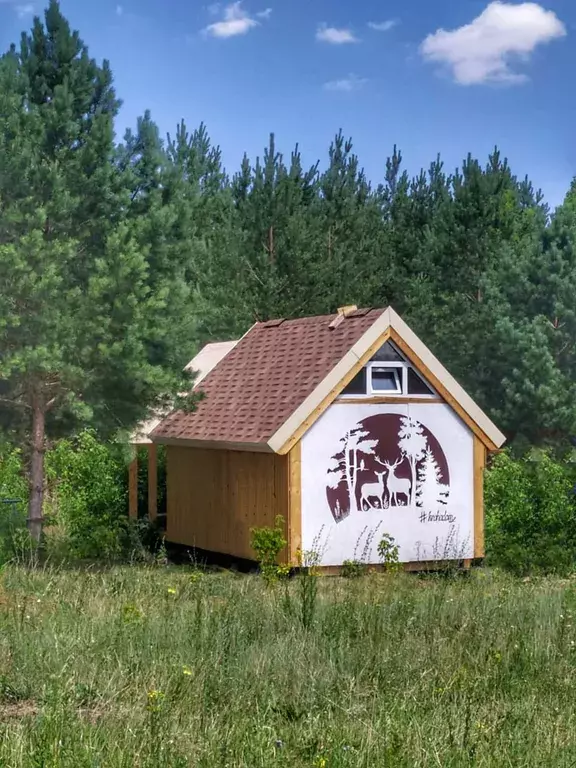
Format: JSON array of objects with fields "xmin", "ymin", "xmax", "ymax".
[
  {"xmin": 327, "ymin": 428, "xmax": 378, "ymax": 514},
  {"xmin": 348, "ymin": 428, "xmax": 379, "ymax": 511},
  {"xmin": 398, "ymin": 416, "xmax": 428, "ymax": 506},
  {"xmin": 416, "ymin": 448, "xmax": 449, "ymax": 514}
]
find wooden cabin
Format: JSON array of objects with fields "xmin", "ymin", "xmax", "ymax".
[{"xmin": 137, "ymin": 306, "xmax": 506, "ymax": 568}]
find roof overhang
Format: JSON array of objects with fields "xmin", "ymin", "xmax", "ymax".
[
  {"xmin": 152, "ymin": 436, "xmax": 274, "ymax": 453},
  {"xmin": 267, "ymin": 307, "xmax": 506, "ymax": 455}
]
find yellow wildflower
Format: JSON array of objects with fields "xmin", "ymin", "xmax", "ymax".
[
  {"xmin": 182, "ymin": 666, "xmax": 193, "ymax": 676},
  {"xmin": 146, "ymin": 689, "xmax": 165, "ymax": 713}
]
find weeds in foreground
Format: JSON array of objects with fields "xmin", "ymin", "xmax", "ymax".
[
  {"xmin": 251, "ymin": 516, "xmax": 288, "ymax": 586},
  {"xmin": 0, "ymin": 565, "xmax": 573, "ymax": 766}
]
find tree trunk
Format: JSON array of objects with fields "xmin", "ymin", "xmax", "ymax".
[{"xmin": 28, "ymin": 399, "xmax": 46, "ymax": 543}]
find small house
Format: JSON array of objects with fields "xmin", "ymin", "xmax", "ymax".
[{"xmin": 146, "ymin": 306, "xmax": 505, "ymax": 568}]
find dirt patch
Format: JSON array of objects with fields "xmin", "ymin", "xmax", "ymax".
[{"xmin": 0, "ymin": 701, "xmax": 38, "ymax": 720}]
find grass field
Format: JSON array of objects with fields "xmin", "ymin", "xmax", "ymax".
[{"xmin": 0, "ymin": 564, "xmax": 574, "ymax": 766}]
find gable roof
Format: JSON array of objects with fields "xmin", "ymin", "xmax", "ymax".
[
  {"xmin": 151, "ymin": 307, "xmax": 506, "ymax": 452},
  {"xmin": 151, "ymin": 309, "xmax": 384, "ymax": 449},
  {"xmin": 131, "ymin": 339, "xmax": 238, "ymax": 445}
]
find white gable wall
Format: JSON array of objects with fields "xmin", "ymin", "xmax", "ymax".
[{"xmin": 300, "ymin": 401, "xmax": 474, "ymax": 565}]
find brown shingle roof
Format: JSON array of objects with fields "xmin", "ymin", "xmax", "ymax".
[{"xmin": 152, "ymin": 308, "xmax": 384, "ymax": 446}]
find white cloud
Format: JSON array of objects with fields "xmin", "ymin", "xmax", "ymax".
[
  {"xmin": 0, "ymin": 0, "xmax": 34, "ymax": 15},
  {"xmin": 367, "ymin": 20, "xmax": 397, "ymax": 32},
  {"xmin": 420, "ymin": 2, "xmax": 566, "ymax": 85},
  {"xmin": 316, "ymin": 24, "xmax": 359, "ymax": 44},
  {"xmin": 324, "ymin": 73, "xmax": 367, "ymax": 92},
  {"xmin": 15, "ymin": 3, "xmax": 33, "ymax": 16},
  {"xmin": 116, "ymin": 4, "xmax": 123, "ymax": 16},
  {"xmin": 204, "ymin": 2, "xmax": 269, "ymax": 38}
]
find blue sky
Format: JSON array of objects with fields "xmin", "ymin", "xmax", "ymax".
[{"xmin": 0, "ymin": 0, "xmax": 573, "ymax": 208}]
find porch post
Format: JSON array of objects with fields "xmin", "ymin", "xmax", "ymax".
[{"xmin": 147, "ymin": 443, "xmax": 158, "ymax": 522}]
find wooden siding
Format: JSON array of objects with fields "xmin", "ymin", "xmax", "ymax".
[{"xmin": 166, "ymin": 446, "xmax": 289, "ymax": 561}]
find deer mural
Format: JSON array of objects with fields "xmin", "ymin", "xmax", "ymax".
[
  {"xmin": 359, "ymin": 471, "xmax": 386, "ymax": 510},
  {"xmin": 377, "ymin": 456, "xmax": 411, "ymax": 507}
]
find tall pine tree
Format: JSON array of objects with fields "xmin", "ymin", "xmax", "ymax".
[{"xmin": 0, "ymin": 3, "xmax": 196, "ymax": 538}]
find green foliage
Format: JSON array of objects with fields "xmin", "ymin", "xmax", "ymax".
[
  {"xmin": 44, "ymin": 431, "xmax": 130, "ymax": 560},
  {"xmin": 297, "ymin": 548, "xmax": 321, "ymax": 630},
  {"xmin": 377, "ymin": 532, "xmax": 401, "ymax": 572},
  {"xmin": 0, "ymin": 444, "xmax": 30, "ymax": 563},
  {"xmin": 0, "ymin": 444, "xmax": 27, "ymax": 503},
  {"xmin": 485, "ymin": 450, "xmax": 576, "ymax": 575},
  {"xmin": 341, "ymin": 559, "xmax": 367, "ymax": 579},
  {"xmin": 250, "ymin": 516, "xmax": 288, "ymax": 585}
]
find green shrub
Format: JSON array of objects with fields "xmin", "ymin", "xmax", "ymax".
[
  {"xmin": 250, "ymin": 516, "xmax": 288, "ymax": 585},
  {"xmin": 377, "ymin": 532, "xmax": 400, "ymax": 572},
  {"xmin": 45, "ymin": 430, "xmax": 130, "ymax": 561},
  {"xmin": 0, "ymin": 443, "xmax": 27, "ymax": 502},
  {"xmin": 341, "ymin": 559, "xmax": 366, "ymax": 579},
  {"xmin": 485, "ymin": 450, "xmax": 576, "ymax": 575}
]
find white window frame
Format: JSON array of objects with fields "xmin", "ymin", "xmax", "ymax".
[{"xmin": 368, "ymin": 361, "xmax": 404, "ymax": 395}]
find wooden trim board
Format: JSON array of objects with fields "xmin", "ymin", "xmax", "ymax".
[
  {"xmin": 287, "ymin": 442, "xmax": 302, "ymax": 565},
  {"xmin": 473, "ymin": 436, "xmax": 486, "ymax": 558},
  {"xmin": 153, "ymin": 437, "xmax": 273, "ymax": 453}
]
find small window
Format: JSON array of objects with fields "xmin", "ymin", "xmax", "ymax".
[
  {"xmin": 342, "ymin": 368, "xmax": 367, "ymax": 395},
  {"xmin": 407, "ymin": 366, "xmax": 434, "ymax": 396},
  {"xmin": 370, "ymin": 366, "xmax": 401, "ymax": 394}
]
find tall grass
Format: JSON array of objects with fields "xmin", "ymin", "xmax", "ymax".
[{"xmin": 0, "ymin": 565, "xmax": 574, "ymax": 766}]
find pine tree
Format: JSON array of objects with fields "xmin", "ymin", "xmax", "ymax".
[{"xmin": 0, "ymin": 3, "xmax": 196, "ymax": 539}]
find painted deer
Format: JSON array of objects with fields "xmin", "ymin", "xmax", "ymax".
[
  {"xmin": 359, "ymin": 471, "xmax": 386, "ymax": 510},
  {"xmin": 377, "ymin": 457, "xmax": 411, "ymax": 506}
]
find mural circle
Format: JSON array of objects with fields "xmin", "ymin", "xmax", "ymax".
[{"xmin": 326, "ymin": 413, "xmax": 450, "ymax": 523}]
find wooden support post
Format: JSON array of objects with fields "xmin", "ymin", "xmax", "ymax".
[
  {"xmin": 473, "ymin": 437, "xmax": 486, "ymax": 559},
  {"xmin": 148, "ymin": 443, "xmax": 158, "ymax": 522},
  {"xmin": 288, "ymin": 442, "xmax": 302, "ymax": 566},
  {"xmin": 129, "ymin": 456, "xmax": 138, "ymax": 520}
]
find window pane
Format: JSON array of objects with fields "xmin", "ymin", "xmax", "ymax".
[
  {"xmin": 342, "ymin": 368, "xmax": 367, "ymax": 395},
  {"xmin": 371, "ymin": 367, "xmax": 400, "ymax": 392},
  {"xmin": 371, "ymin": 341, "xmax": 405, "ymax": 362},
  {"xmin": 407, "ymin": 366, "xmax": 434, "ymax": 395}
]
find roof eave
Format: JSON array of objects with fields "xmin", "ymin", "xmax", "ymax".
[{"xmin": 152, "ymin": 436, "xmax": 274, "ymax": 453}]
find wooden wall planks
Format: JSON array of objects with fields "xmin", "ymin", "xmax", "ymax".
[{"xmin": 166, "ymin": 446, "xmax": 290, "ymax": 561}]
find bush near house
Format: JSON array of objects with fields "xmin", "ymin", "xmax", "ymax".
[
  {"xmin": 485, "ymin": 450, "xmax": 576, "ymax": 575},
  {"xmin": 0, "ymin": 432, "xmax": 152, "ymax": 563}
]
